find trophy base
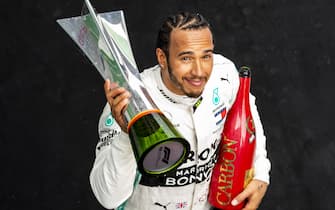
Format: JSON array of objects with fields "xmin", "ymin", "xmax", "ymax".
[
  {"xmin": 141, "ymin": 139, "xmax": 187, "ymax": 175},
  {"xmin": 128, "ymin": 111, "xmax": 190, "ymax": 176}
]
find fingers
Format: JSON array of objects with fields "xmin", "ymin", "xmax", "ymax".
[
  {"xmin": 104, "ymin": 80, "xmax": 125, "ymax": 101},
  {"xmin": 231, "ymin": 186, "xmax": 252, "ymax": 207},
  {"xmin": 104, "ymin": 79, "xmax": 131, "ymax": 132},
  {"xmin": 111, "ymin": 90, "xmax": 130, "ymax": 118},
  {"xmin": 231, "ymin": 180, "xmax": 268, "ymax": 210}
]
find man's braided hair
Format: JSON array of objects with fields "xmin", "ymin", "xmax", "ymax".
[{"xmin": 156, "ymin": 12, "xmax": 212, "ymax": 58}]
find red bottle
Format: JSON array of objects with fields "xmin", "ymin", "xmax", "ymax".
[{"xmin": 208, "ymin": 66, "xmax": 256, "ymax": 209}]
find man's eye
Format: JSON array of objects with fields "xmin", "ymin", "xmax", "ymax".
[
  {"xmin": 203, "ymin": 54, "xmax": 212, "ymax": 60},
  {"xmin": 182, "ymin": 57, "xmax": 191, "ymax": 61}
]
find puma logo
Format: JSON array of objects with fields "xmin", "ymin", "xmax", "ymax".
[
  {"xmin": 154, "ymin": 202, "xmax": 171, "ymax": 210},
  {"xmin": 220, "ymin": 77, "xmax": 230, "ymax": 83}
]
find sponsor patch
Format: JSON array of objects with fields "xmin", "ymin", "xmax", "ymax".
[
  {"xmin": 97, "ymin": 129, "xmax": 120, "ymax": 150},
  {"xmin": 214, "ymin": 107, "xmax": 227, "ymax": 125},
  {"xmin": 176, "ymin": 201, "xmax": 188, "ymax": 209},
  {"xmin": 193, "ymin": 97, "xmax": 203, "ymax": 112},
  {"xmin": 212, "ymin": 87, "xmax": 220, "ymax": 105},
  {"xmin": 140, "ymin": 142, "xmax": 219, "ymax": 187},
  {"xmin": 105, "ymin": 114, "xmax": 114, "ymax": 126}
]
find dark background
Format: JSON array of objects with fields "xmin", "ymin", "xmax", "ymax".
[{"xmin": 1, "ymin": 0, "xmax": 334, "ymax": 209}]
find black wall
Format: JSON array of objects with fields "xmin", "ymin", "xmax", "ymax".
[{"xmin": 1, "ymin": 0, "xmax": 334, "ymax": 209}]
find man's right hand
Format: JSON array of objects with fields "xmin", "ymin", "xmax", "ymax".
[{"xmin": 104, "ymin": 79, "xmax": 131, "ymax": 132}]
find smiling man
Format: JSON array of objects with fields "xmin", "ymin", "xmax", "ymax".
[
  {"xmin": 157, "ymin": 27, "xmax": 214, "ymax": 98},
  {"xmin": 90, "ymin": 12, "xmax": 271, "ymax": 210}
]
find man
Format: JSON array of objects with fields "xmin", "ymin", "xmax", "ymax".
[{"xmin": 90, "ymin": 12, "xmax": 271, "ymax": 210}]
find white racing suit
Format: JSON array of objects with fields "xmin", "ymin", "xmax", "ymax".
[{"xmin": 90, "ymin": 54, "xmax": 271, "ymax": 210}]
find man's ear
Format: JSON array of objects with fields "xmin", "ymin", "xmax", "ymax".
[{"xmin": 156, "ymin": 48, "xmax": 167, "ymax": 69}]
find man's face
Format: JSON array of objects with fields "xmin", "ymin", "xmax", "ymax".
[{"xmin": 160, "ymin": 28, "xmax": 214, "ymax": 98}]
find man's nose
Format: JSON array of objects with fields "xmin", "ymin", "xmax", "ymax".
[{"xmin": 191, "ymin": 59, "xmax": 202, "ymax": 76}]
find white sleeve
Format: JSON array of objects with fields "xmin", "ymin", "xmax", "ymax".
[
  {"xmin": 89, "ymin": 103, "xmax": 137, "ymax": 209},
  {"xmin": 250, "ymin": 94, "xmax": 271, "ymax": 184}
]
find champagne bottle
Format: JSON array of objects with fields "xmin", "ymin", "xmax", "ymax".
[{"xmin": 208, "ymin": 66, "xmax": 256, "ymax": 209}]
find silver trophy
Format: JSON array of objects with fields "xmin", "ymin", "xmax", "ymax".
[{"xmin": 57, "ymin": 0, "xmax": 190, "ymax": 175}]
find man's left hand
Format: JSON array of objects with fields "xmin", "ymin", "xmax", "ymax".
[{"xmin": 231, "ymin": 179, "xmax": 268, "ymax": 210}]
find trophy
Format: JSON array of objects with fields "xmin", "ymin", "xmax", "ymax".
[{"xmin": 57, "ymin": 0, "xmax": 190, "ymax": 176}]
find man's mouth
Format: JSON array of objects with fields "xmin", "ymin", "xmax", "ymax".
[{"xmin": 185, "ymin": 77, "xmax": 205, "ymax": 87}]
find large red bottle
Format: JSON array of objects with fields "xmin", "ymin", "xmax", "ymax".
[{"xmin": 208, "ymin": 66, "xmax": 256, "ymax": 209}]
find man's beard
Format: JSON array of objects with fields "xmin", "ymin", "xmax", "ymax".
[{"xmin": 167, "ymin": 63, "xmax": 205, "ymax": 98}]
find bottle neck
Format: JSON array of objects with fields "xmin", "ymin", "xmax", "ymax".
[{"xmin": 232, "ymin": 75, "xmax": 251, "ymax": 110}]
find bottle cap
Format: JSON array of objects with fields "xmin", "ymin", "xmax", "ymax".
[{"xmin": 239, "ymin": 66, "xmax": 251, "ymax": 77}]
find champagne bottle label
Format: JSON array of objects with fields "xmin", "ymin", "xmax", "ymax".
[
  {"xmin": 244, "ymin": 168, "xmax": 254, "ymax": 188},
  {"xmin": 246, "ymin": 116, "xmax": 256, "ymax": 143}
]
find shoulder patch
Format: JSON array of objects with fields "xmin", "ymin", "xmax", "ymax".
[{"xmin": 105, "ymin": 114, "xmax": 114, "ymax": 126}]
